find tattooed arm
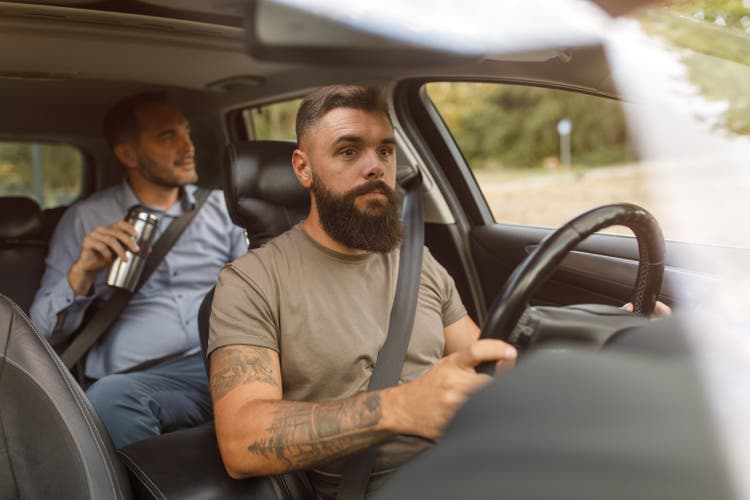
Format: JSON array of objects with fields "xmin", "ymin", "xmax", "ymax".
[
  {"xmin": 210, "ymin": 341, "xmax": 517, "ymax": 479},
  {"xmin": 210, "ymin": 344, "xmax": 395, "ymax": 478}
]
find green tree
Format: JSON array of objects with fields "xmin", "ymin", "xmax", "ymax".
[
  {"xmin": 637, "ymin": 2, "xmax": 750, "ymax": 136},
  {"xmin": 427, "ymin": 82, "xmax": 632, "ymax": 170},
  {"xmin": 0, "ymin": 142, "xmax": 83, "ymax": 206},
  {"xmin": 251, "ymin": 99, "xmax": 302, "ymax": 141},
  {"xmin": 669, "ymin": 0, "xmax": 750, "ymax": 28}
]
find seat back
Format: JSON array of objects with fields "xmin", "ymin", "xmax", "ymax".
[
  {"xmin": 0, "ymin": 294, "xmax": 132, "ymax": 499},
  {"xmin": 0, "ymin": 197, "xmax": 48, "ymax": 313},
  {"xmin": 118, "ymin": 422, "xmax": 315, "ymax": 500},
  {"xmin": 223, "ymin": 140, "xmax": 309, "ymax": 249},
  {"xmin": 199, "ymin": 140, "xmax": 308, "ymax": 375}
]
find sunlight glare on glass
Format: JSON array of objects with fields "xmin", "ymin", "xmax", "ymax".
[{"xmin": 271, "ymin": 0, "xmax": 610, "ymax": 55}]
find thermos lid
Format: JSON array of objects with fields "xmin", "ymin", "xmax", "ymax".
[{"xmin": 126, "ymin": 204, "xmax": 161, "ymax": 223}]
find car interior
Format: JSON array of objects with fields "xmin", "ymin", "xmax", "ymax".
[{"xmin": 1, "ymin": 1, "xmax": 747, "ymax": 499}]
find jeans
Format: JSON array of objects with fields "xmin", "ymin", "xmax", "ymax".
[{"xmin": 86, "ymin": 352, "xmax": 212, "ymax": 448}]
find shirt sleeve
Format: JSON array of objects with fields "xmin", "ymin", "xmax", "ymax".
[
  {"xmin": 229, "ymin": 224, "xmax": 247, "ymax": 260},
  {"xmin": 207, "ymin": 258, "xmax": 279, "ymax": 357},
  {"xmin": 211, "ymin": 188, "xmax": 247, "ymax": 261},
  {"xmin": 29, "ymin": 204, "xmax": 100, "ymax": 338}
]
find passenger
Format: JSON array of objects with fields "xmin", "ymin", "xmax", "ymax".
[
  {"xmin": 30, "ymin": 92, "xmax": 247, "ymax": 448},
  {"xmin": 207, "ymin": 84, "xmax": 517, "ymax": 498}
]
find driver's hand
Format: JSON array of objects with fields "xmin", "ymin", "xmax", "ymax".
[
  {"xmin": 621, "ymin": 301, "xmax": 672, "ymax": 316},
  {"xmin": 389, "ymin": 339, "xmax": 516, "ymax": 439}
]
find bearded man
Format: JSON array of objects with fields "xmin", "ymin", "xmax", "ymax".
[{"xmin": 207, "ymin": 85, "xmax": 517, "ymax": 499}]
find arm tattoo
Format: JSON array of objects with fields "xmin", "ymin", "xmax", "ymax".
[
  {"xmin": 247, "ymin": 393, "xmax": 391, "ymax": 470},
  {"xmin": 210, "ymin": 347, "xmax": 278, "ymax": 401}
]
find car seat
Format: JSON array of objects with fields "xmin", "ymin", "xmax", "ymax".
[
  {"xmin": 198, "ymin": 140, "xmax": 309, "ymax": 374},
  {"xmin": 0, "ymin": 293, "xmax": 133, "ymax": 499},
  {"xmin": 117, "ymin": 140, "xmax": 314, "ymax": 500},
  {"xmin": 0, "ymin": 197, "xmax": 48, "ymax": 313}
]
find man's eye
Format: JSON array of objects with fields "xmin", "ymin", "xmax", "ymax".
[
  {"xmin": 379, "ymin": 148, "xmax": 394, "ymax": 158},
  {"xmin": 339, "ymin": 148, "xmax": 355, "ymax": 157}
]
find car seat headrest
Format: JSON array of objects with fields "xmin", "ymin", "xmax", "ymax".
[
  {"xmin": 222, "ymin": 140, "xmax": 310, "ymax": 248},
  {"xmin": 0, "ymin": 196, "xmax": 43, "ymax": 241}
]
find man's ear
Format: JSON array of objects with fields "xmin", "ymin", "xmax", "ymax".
[
  {"xmin": 114, "ymin": 143, "xmax": 138, "ymax": 169},
  {"xmin": 292, "ymin": 149, "xmax": 313, "ymax": 189}
]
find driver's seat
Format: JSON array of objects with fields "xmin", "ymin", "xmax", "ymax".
[
  {"xmin": 115, "ymin": 140, "xmax": 315, "ymax": 500},
  {"xmin": 198, "ymin": 140, "xmax": 309, "ymax": 374},
  {"xmin": 0, "ymin": 293, "xmax": 133, "ymax": 499}
]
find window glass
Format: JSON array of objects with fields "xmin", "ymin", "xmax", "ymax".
[
  {"xmin": 427, "ymin": 0, "xmax": 750, "ymax": 249},
  {"xmin": 246, "ymin": 99, "xmax": 302, "ymax": 141},
  {"xmin": 0, "ymin": 141, "xmax": 84, "ymax": 208},
  {"xmin": 426, "ymin": 82, "xmax": 652, "ymax": 238}
]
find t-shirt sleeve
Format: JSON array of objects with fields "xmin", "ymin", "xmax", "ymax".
[
  {"xmin": 207, "ymin": 258, "xmax": 280, "ymax": 357},
  {"xmin": 423, "ymin": 248, "xmax": 467, "ymax": 327}
]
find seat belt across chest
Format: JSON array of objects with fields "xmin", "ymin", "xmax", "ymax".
[{"xmin": 337, "ymin": 173, "xmax": 424, "ymax": 500}]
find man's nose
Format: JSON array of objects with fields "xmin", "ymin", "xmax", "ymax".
[
  {"xmin": 178, "ymin": 133, "xmax": 195, "ymax": 153},
  {"xmin": 363, "ymin": 150, "xmax": 385, "ymax": 180}
]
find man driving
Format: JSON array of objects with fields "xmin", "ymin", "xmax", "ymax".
[{"xmin": 207, "ymin": 85, "xmax": 517, "ymax": 498}]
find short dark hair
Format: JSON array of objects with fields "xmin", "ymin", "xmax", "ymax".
[
  {"xmin": 102, "ymin": 91, "xmax": 168, "ymax": 149},
  {"xmin": 295, "ymin": 85, "xmax": 390, "ymax": 146}
]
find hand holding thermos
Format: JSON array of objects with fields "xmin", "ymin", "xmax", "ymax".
[{"xmin": 67, "ymin": 206, "xmax": 160, "ymax": 296}]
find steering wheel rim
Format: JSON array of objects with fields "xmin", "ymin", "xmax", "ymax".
[{"xmin": 477, "ymin": 203, "xmax": 665, "ymax": 373}]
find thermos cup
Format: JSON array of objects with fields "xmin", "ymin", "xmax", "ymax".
[{"xmin": 106, "ymin": 205, "xmax": 160, "ymax": 291}]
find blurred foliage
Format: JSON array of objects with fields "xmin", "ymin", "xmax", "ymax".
[
  {"xmin": 249, "ymin": 85, "xmax": 635, "ymax": 171},
  {"xmin": 426, "ymin": 0, "xmax": 750, "ymax": 170},
  {"xmin": 637, "ymin": 1, "xmax": 750, "ymax": 135},
  {"xmin": 669, "ymin": 0, "xmax": 750, "ymax": 29},
  {"xmin": 426, "ymin": 82, "xmax": 634, "ymax": 169},
  {"xmin": 0, "ymin": 142, "xmax": 84, "ymax": 208},
  {"xmin": 250, "ymin": 99, "xmax": 302, "ymax": 141}
]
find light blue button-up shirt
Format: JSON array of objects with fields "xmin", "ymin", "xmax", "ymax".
[{"xmin": 30, "ymin": 181, "xmax": 247, "ymax": 378}]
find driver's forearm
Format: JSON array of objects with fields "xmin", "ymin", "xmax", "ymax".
[{"xmin": 217, "ymin": 392, "xmax": 394, "ymax": 478}]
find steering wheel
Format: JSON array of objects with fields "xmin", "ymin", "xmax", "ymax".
[{"xmin": 476, "ymin": 203, "xmax": 665, "ymax": 374}]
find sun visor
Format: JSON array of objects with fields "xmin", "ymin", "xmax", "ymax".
[
  {"xmin": 244, "ymin": 0, "xmax": 614, "ymax": 66},
  {"xmin": 245, "ymin": 0, "xmax": 479, "ymax": 66}
]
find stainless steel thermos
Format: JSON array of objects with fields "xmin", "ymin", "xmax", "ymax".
[{"xmin": 106, "ymin": 205, "xmax": 160, "ymax": 291}]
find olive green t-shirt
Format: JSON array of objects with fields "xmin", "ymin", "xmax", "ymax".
[{"xmin": 208, "ymin": 223, "xmax": 467, "ymax": 494}]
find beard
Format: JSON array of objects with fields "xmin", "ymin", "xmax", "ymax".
[
  {"xmin": 311, "ymin": 172, "xmax": 403, "ymax": 254},
  {"xmin": 136, "ymin": 151, "xmax": 198, "ymax": 188}
]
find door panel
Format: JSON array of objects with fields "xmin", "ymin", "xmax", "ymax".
[{"xmin": 470, "ymin": 224, "xmax": 725, "ymax": 313}]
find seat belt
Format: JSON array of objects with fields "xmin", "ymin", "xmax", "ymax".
[
  {"xmin": 337, "ymin": 173, "xmax": 424, "ymax": 500},
  {"xmin": 60, "ymin": 188, "xmax": 211, "ymax": 370}
]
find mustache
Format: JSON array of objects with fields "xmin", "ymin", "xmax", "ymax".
[
  {"xmin": 174, "ymin": 155, "xmax": 195, "ymax": 166},
  {"xmin": 349, "ymin": 180, "xmax": 395, "ymax": 198}
]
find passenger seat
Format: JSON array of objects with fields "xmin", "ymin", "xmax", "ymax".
[{"xmin": 0, "ymin": 197, "xmax": 47, "ymax": 312}]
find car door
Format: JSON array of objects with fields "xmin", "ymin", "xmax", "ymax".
[{"xmin": 392, "ymin": 75, "xmax": 746, "ymax": 327}]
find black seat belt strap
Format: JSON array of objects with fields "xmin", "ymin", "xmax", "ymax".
[
  {"xmin": 60, "ymin": 188, "xmax": 211, "ymax": 369},
  {"xmin": 337, "ymin": 173, "xmax": 424, "ymax": 500}
]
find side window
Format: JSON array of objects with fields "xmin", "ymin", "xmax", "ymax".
[
  {"xmin": 243, "ymin": 99, "xmax": 302, "ymax": 141},
  {"xmin": 0, "ymin": 141, "xmax": 85, "ymax": 208},
  {"xmin": 425, "ymin": 82, "xmax": 646, "ymax": 238}
]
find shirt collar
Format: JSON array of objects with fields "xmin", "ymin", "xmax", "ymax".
[
  {"xmin": 118, "ymin": 180, "xmax": 197, "ymax": 214},
  {"xmin": 181, "ymin": 184, "xmax": 198, "ymax": 211}
]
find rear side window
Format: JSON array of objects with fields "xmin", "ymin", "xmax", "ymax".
[
  {"xmin": 243, "ymin": 99, "xmax": 302, "ymax": 141},
  {"xmin": 0, "ymin": 141, "xmax": 85, "ymax": 208}
]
